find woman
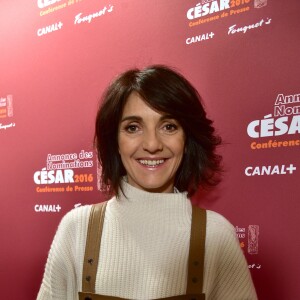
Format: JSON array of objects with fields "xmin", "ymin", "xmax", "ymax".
[{"xmin": 37, "ymin": 65, "xmax": 257, "ymax": 300}]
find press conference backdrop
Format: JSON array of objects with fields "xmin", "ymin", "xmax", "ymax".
[{"xmin": 0, "ymin": 1, "xmax": 299, "ymax": 299}]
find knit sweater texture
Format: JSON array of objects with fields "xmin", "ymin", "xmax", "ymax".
[{"xmin": 37, "ymin": 182, "xmax": 257, "ymax": 300}]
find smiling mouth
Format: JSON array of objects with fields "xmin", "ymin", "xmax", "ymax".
[{"xmin": 138, "ymin": 159, "xmax": 165, "ymax": 167}]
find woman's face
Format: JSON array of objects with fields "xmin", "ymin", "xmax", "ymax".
[{"xmin": 118, "ymin": 92, "xmax": 185, "ymax": 193}]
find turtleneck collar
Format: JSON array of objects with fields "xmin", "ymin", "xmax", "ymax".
[
  {"xmin": 107, "ymin": 179, "xmax": 191, "ymax": 227},
  {"xmin": 116, "ymin": 178, "xmax": 189, "ymax": 203}
]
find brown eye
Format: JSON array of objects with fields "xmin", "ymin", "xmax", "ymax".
[
  {"xmin": 163, "ymin": 123, "xmax": 178, "ymax": 132},
  {"xmin": 125, "ymin": 125, "xmax": 139, "ymax": 133}
]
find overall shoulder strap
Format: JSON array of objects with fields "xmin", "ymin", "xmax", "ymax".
[
  {"xmin": 186, "ymin": 205, "xmax": 207, "ymax": 295},
  {"xmin": 82, "ymin": 201, "xmax": 108, "ymax": 293}
]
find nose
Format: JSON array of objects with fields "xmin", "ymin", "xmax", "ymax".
[{"xmin": 142, "ymin": 129, "xmax": 163, "ymax": 153}]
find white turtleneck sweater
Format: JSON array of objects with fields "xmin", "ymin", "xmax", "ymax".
[{"xmin": 37, "ymin": 182, "xmax": 257, "ymax": 300}]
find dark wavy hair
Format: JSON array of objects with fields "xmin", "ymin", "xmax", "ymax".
[{"xmin": 95, "ymin": 65, "xmax": 222, "ymax": 197}]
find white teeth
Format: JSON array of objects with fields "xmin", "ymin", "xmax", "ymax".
[{"xmin": 139, "ymin": 159, "xmax": 165, "ymax": 166}]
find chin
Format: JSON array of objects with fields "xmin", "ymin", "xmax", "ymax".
[{"xmin": 137, "ymin": 181, "xmax": 173, "ymax": 193}]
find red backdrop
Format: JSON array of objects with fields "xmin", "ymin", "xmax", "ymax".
[{"xmin": 0, "ymin": 1, "xmax": 299, "ymax": 299}]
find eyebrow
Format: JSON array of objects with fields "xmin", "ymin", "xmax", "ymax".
[
  {"xmin": 120, "ymin": 114, "xmax": 176, "ymax": 123},
  {"xmin": 120, "ymin": 116, "xmax": 142, "ymax": 123}
]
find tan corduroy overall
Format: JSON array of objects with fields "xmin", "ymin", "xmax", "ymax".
[{"xmin": 79, "ymin": 202, "xmax": 206, "ymax": 300}]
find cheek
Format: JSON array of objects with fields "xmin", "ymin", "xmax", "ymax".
[
  {"xmin": 118, "ymin": 135, "xmax": 133, "ymax": 158},
  {"xmin": 117, "ymin": 140, "xmax": 128, "ymax": 169},
  {"xmin": 176, "ymin": 135, "xmax": 186, "ymax": 157},
  {"xmin": 118, "ymin": 139, "xmax": 124, "ymax": 157},
  {"xmin": 118, "ymin": 134, "xmax": 125, "ymax": 155}
]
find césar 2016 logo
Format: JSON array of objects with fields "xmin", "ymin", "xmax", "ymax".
[
  {"xmin": 187, "ymin": 0, "xmax": 231, "ymax": 20},
  {"xmin": 247, "ymin": 93, "xmax": 300, "ymax": 138},
  {"xmin": 37, "ymin": 0, "xmax": 62, "ymax": 9},
  {"xmin": 34, "ymin": 168, "xmax": 74, "ymax": 184}
]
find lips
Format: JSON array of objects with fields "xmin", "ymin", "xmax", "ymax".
[{"xmin": 138, "ymin": 159, "xmax": 165, "ymax": 167}]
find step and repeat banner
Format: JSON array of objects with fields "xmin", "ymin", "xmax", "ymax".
[{"xmin": 0, "ymin": 1, "xmax": 299, "ymax": 299}]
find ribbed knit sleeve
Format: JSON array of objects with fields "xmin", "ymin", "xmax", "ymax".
[
  {"xmin": 204, "ymin": 210, "xmax": 257, "ymax": 300},
  {"xmin": 36, "ymin": 205, "xmax": 91, "ymax": 300}
]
